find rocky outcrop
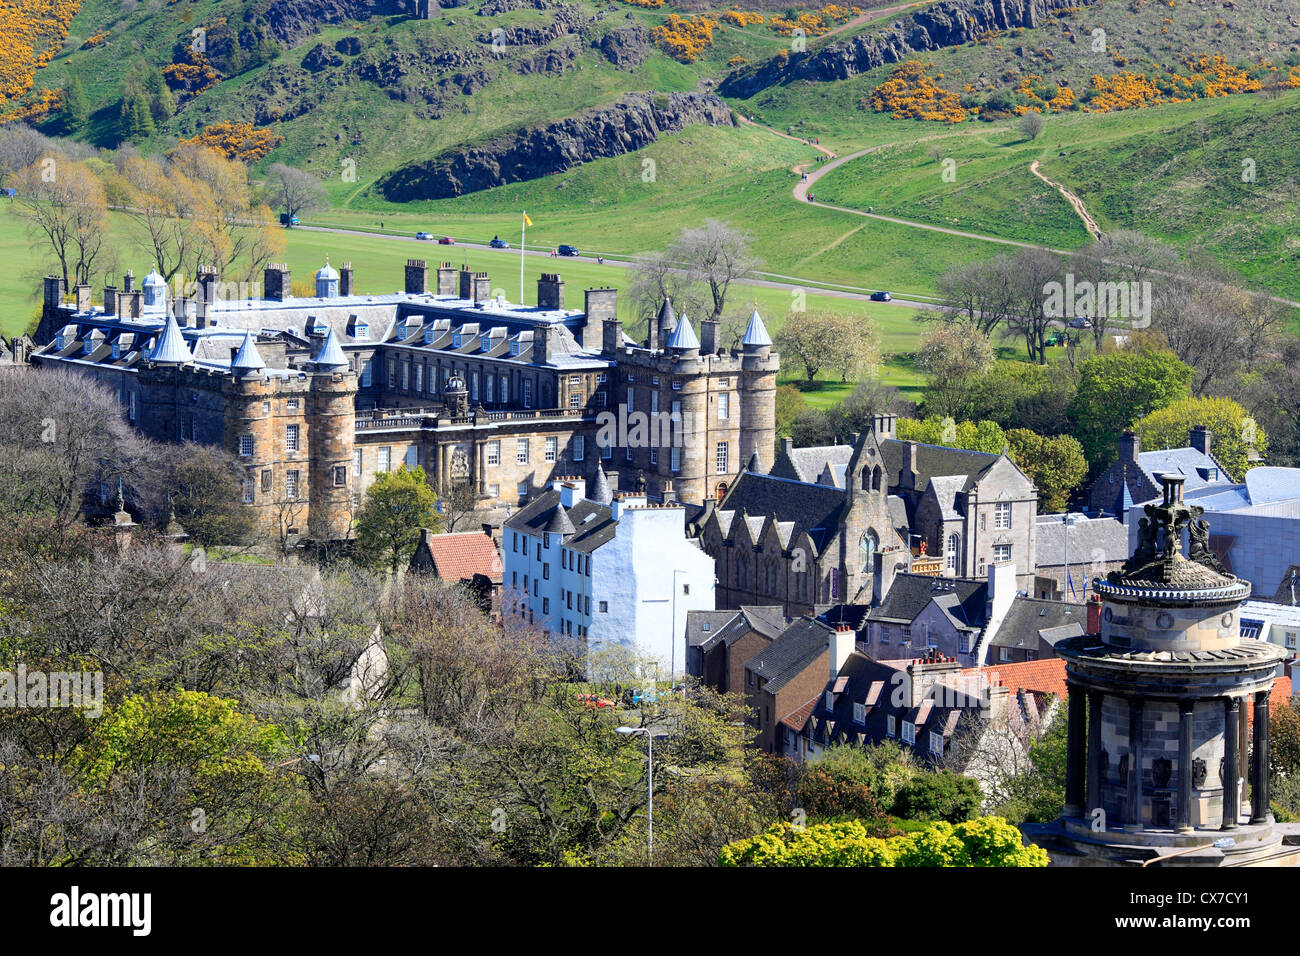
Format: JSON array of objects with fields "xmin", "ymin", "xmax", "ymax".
[
  {"xmin": 376, "ymin": 91, "xmax": 735, "ymax": 201},
  {"xmin": 595, "ymin": 24, "xmax": 649, "ymax": 70},
  {"xmin": 719, "ymin": 0, "xmax": 1101, "ymax": 97},
  {"xmin": 257, "ymin": 0, "xmax": 406, "ymax": 47},
  {"xmin": 302, "ymin": 43, "xmax": 345, "ymax": 72}
]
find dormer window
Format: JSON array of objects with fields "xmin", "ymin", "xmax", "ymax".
[
  {"xmin": 509, "ymin": 340, "xmax": 520, "ymax": 356},
  {"xmin": 424, "ymin": 326, "xmax": 435, "ymax": 344},
  {"xmin": 480, "ymin": 333, "xmax": 491, "ymax": 351},
  {"xmin": 111, "ymin": 341, "xmax": 121, "ymax": 360},
  {"xmin": 55, "ymin": 334, "xmax": 65, "ymax": 350},
  {"xmin": 355, "ymin": 322, "xmax": 369, "ymax": 340},
  {"xmin": 452, "ymin": 332, "xmax": 462, "ymax": 348},
  {"xmin": 83, "ymin": 338, "xmax": 95, "ymax": 355}
]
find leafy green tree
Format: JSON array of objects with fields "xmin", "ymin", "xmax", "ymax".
[
  {"xmin": 1134, "ymin": 395, "xmax": 1267, "ymax": 481},
  {"xmin": 897, "ymin": 416, "xmax": 1007, "ymax": 454},
  {"xmin": 1005, "ymin": 428, "xmax": 1088, "ymax": 513},
  {"xmin": 355, "ymin": 465, "xmax": 439, "ymax": 573},
  {"xmin": 966, "ymin": 360, "xmax": 1078, "ymax": 435},
  {"xmin": 118, "ymin": 89, "xmax": 155, "ymax": 141},
  {"xmin": 1069, "ymin": 349, "xmax": 1192, "ymax": 467},
  {"xmin": 891, "ymin": 769, "xmax": 982, "ymax": 823},
  {"xmin": 916, "ymin": 324, "xmax": 996, "ymax": 420},
  {"xmin": 719, "ymin": 816, "xmax": 1048, "ymax": 866},
  {"xmin": 58, "ymin": 78, "xmax": 90, "ymax": 135},
  {"xmin": 795, "ymin": 742, "xmax": 917, "ymax": 822},
  {"xmin": 988, "ymin": 710, "xmax": 1068, "ymax": 825}
]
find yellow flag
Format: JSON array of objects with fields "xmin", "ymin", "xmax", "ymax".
[{"xmin": 523, "ymin": 211, "xmax": 533, "ymax": 227}]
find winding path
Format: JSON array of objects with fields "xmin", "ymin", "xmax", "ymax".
[{"xmin": 1030, "ymin": 159, "xmax": 1102, "ymax": 240}]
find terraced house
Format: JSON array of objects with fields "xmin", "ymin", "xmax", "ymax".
[{"xmin": 28, "ymin": 258, "xmax": 779, "ymax": 539}]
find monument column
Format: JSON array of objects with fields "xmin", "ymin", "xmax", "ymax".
[
  {"xmin": 1177, "ymin": 700, "xmax": 1195, "ymax": 833},
  {"xmin": 1064, "ymin": 685, "xmax": 1086, "ymax": 818},
  {"xmin": 1125, "ymin": 697, "xmax": 1143, "ymax": 830},
  {"xmin": 1251, "ymin": 690, "xmax": 1271, "ymax": 824},
  {"xmin": 1222, "ymin": 696, "xmax": 1240, "ymax": 830},
  {"xmin": 1085, "ymin": 690, "xmax": 1103, "ymax": 820}
]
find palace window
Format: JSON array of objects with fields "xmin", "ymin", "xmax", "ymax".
[
  {"xmin": 377, "ymin": 447, "xmax": 391, "ymax": 473},
  {"xmin": 285, "ymin": 470, "xmax": 300, "ymax": 500},
  {"xmin": 239, "ymin": 435, "xmax": 253, "ymax": 457},
  {"xmin": 487, "ymin": 441, "xmax": 500, "ymax": 466},
  {"xmin": 718, "ymin": 393, "xmax": 729, "ymax": 420},
  {"xmin": 993, "ymin": 544, "xmax": 1012, "ymax": 563},
  {"xmin": 361, "ymin": 360, "xmax": 373, "ymax": 387},
  {"xmin": 413, "ymin": 364, "xmax": 423, "ymax": 393},
  {"xmin": 715, "ymin": 442, "xmax": 728, "ymax": 475},
  {"xmin": 353, "ymin": 449, "xmax": 362, "ymax": 477},
  {"xmin": 243, "ymin": 477, "xmax": 255, "ymax": 503},
  {"xmin": 671, "ymin": 446, "xmax": 681, "ymax": 472},
  {"xmin": 485, "ymin": 375, "xmax": 494, "ymax": 404},
  {"xmin": 523, "ymin": 380, "xmax": 533, "ymax": 409},
  {"xmin": 517, "ymin": 439, "xmax": 529, "ymax": 465},
  {"xmin": 545, "ymin": 437, "xmax": 557, "ymax": 463},
  {"xmin": 995, "ymin": 502, "xmax": 1011, "ymax": 529},
  {"xmin": 285, "ymin": 425, "xmax": 299, "ymax": 452},
  {"xmin": 573, "ymin": 436, "xmax": 585, "ymax": 462}
]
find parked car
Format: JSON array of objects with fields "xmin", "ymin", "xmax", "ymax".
[
  {"xmin": 489, "ymin": 237, "xmax": 509, "ymax": 248},
  {"xmin": 578, "ymin": 694, "xmax": 616, "ymax": 709},
  {"xmin": 1067, "ymin": 316, "xmax": 1093, "ymax": 329},
  {"xmin": 279, "ymin": 213, "xmax": 300, "ymax": 227},
  {"xmin": 415, "ymin": 231, "xmax": 433, "ymax": 240},
  {"xmin": 557, "ymin": 244, "xmax": 580, "ymax": 257},
  {"xmin": 870, "ymin": 290, "xmax": 892, "ymax": 302},
  {"xmin": 438, "ymin": 235, "xmax": 455, "ymax": 245}
]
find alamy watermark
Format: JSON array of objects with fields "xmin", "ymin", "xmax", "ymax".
[
  {"xmin": 1042, "ymin": 272, "xmax": 1152, "ymax": 329},
  {"xmin": 0, "ymin": 665, "xmax": 103, "ymax": 718}
]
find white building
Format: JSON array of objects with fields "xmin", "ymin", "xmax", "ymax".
[
  {"xmin": 502, "ymin": 473, "xmax": 715, "ymax": 676},
  {"xmin": 1239, "ymin": 600, "xmax": 1300, "ymax": 669}
]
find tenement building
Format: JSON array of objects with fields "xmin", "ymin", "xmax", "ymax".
[
  {"xmin": 1026, "ymin": 475, "xmax": 1300, "ymax": 866},
  {"xmin": 28, "ymin": 261, "xmax": 779, "ymax": 538}
]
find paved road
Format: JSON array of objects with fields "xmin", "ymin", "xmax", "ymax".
[{"xmin": 297, "ymin": 222, "xmax": 947, "ymax": 311}]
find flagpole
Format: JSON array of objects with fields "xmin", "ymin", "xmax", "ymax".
[{"xmin": 520, "ymin": 211, "xmax": 526, "ymax": 305}]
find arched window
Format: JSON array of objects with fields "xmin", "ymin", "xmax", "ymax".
[
  {"xmin": 946, "ymin": 533, "xmax": 959, "ymax": 572},
  {"xmin": 872, "ymin": 466, "xmax": 882, "ymax": 492},
  {"xmin": 859, "ymin": 530, "xmax": 878, "ymax": 574},
  {"xmin": 716, "ymin": 482, "xmax": 728, "ymax": 503},
  {"xmin": 861, "ymin": 469, "xmax": 870, "ymax": 491}
]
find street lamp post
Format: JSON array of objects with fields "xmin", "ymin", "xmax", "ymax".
[{"xmin": 616, "ymin": 726, "xmax": 653, "ymax": 866}]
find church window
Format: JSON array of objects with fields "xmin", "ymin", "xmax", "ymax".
[
  {"xmin": 946, "ymin": 534, "xmax": 959, "ymax": 571},
  {"xmin": 859, "ymin": 530, "xmax": 878, "ymax": 574}
]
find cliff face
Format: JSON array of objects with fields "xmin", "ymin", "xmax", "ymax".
[
  {"xmin": 719, "ymin": 0, "xmax": 1101, "ymax": 97},
  {"xmin": 376, "ymin": 91, "xmax": 735, "ymax": 200}
]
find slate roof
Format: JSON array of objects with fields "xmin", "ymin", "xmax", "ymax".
[
  {"xmin": 744, "ymin": 617, "xmax": 831, "ymax": 693},
  {"xmin": 686, "ymin": 610, "xmax": 741, "ymax": 649},
  {"xmin": 717, "ymin": 471, "xmax": 847, "ymax": 553},
  {"xmin": 866, "ymin": 573, "xmax": 987, "ymax": 626},
  {"xmin": 771, "ymin": 443, "xmax": 855, "ymax": 484},
  {"xmin": 503, "ymin": 489, "xmax": 620, "ymax": 554},
  {"xmin": 742, "ymin": 309, "xmax": 772, "ymax": 347},
  {"xmin": 772, "ymin": 437, "xmax": 1003, "ymax": 498},
  {"xmin": 984, "ymin": 596, "xmax": 1088, "ymax": 649},
  {"xmin": 697, "ymin": 605, "xmax": 791, "ymax": 653},
  {"xmin": 1034, "ymin": 514, "xmax": 1129, "ymax": 567}
]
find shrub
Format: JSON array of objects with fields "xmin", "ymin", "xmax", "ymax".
[{"xmin": 892, "ymin": 770, "xmax": 982, "ymax": 823}]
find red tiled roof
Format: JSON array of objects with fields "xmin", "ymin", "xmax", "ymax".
[
  {"xmin": 423, "ymin": 531, "xmax": 503, "ymax": 582},
  {"xmin": 779, "ymin": 696, "xmax": 819, "ymax": 732},
  {"xmin": 967, "ymin": 658, "xmax": 1068, "ymax": 699}
]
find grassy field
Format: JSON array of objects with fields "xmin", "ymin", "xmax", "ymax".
[{"xmin": 0, "ymin": 202, "xmax": 930, "ymax": 397}]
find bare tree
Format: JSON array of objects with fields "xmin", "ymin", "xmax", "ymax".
[
  {"xmin": 11, "ymin": 153, "xmax": 110, "ymax": 289},
  {"xmin": 669, "ymin": 219, "xmax": 759, "ymax": 321},
  {"xmin": 264, "ymin": 163, "xmax": 329, "ymax": 224},
  {"xmin": 1071, "ymin": 230, "xmax": 1179, "ymax": 350}
]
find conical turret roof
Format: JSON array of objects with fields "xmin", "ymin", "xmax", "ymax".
[
  {"xmin": 657, "ymin": 297, "xmax": 677, "ymax": 332},
  {"xmin": 665, "ymin": 313, "xmax": 699, "ymax": 351},
  {"xmin": 543, "ymin": 504, "xmax": 576, "ymax": 536},
  {"xmin": 742, "ymin": 309, "xmax": 772, "ymax": 347},
  {"xmin": 590, "ymin": 468, "xmax": 612, "ymax": 506},
  {"xmin": 231, "ymin": 331, "xmax": 265, "ymax": 374},
  {"xmin": 150, "ymin": 309, "xmax": 193, "ymax": 364},
  {"xmin": 312, "ymin": 326, "xmax": 347, "ymax": 370}
]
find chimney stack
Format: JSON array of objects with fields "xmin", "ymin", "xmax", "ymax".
[
  {"xmin": 830, "ymin": 623, "xmax": 855, "ymax": 679},
  {"xmin": 264, "ymin": 264, "xmax": 290, "ymax": 302},
  {"xmin": 1119, "ymin": 429, "xmax": 1140, "ymax": 463},
  {"xmin": 1189, "ymin": 425, "xmax": 1212, "ymax": 457},
  {"xmin": 699, "ymin": 317, "xmax": 719, "ymax": 355},
  {"xmin": 436, "ymin": 262, "xmax": 457, "ymax": 296},
  {"xmin": 405, "ymin": 259, "xmax": 428, "ymax": 295},
  {"xmin": 339, "ymin": 262, "xmax": 354, "ymax": 297},
  {"xmin": 537, "ymin": 273, "xmax": 564, "ymax": 310}
]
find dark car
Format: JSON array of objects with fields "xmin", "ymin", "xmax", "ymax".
[
  {"xmin": 870, "ymin": 290, "xmax": 892, "ymax": 302},
  {"xmin": 557, "ymin": 244, "xmax": 580, "ymax": 257},
  {"xmin": 489, "ymin": 237, "xmax": 509, "ymax": 249},
  {"xmin": 1067, "ymin": 317, "xmax": 1093, "ymax": 329},
  {"xmin": 438, "ymin": 235, "xmax": 455, "ymax": 245}
]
